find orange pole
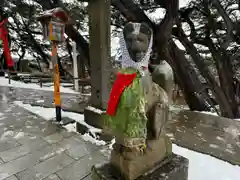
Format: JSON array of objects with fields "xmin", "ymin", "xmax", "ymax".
[{"xmin": 52, "ymin": 41, "xmax": 61, "ymax": 122}]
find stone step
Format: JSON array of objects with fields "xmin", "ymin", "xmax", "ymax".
[
  {"xmin": 76, "ymin": 122, "xmax": 113, "ymax": 143},
  {"xmin": 61, "ymin": 117, "xmax": 75, "ymax": 126}
]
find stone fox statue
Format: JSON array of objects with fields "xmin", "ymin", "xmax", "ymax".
[{"xmin": 104, "ymin": 22, "xmax": 172, "ymax": 180}]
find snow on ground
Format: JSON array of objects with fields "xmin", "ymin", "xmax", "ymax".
[
  {"xmin": 195, "ymin": 110, "xmax": 240, "ymax": 122},
  {"xmin": 0, "ymin": 77, "xmax": 77, "ymax": 94},
  {"xmin": 14, "ymin": 101, "xmax": 106, "ymax": 146},
  {"xmin": 172, "ymin": 144, "xmax": 240, "ymax": 180},
  {"xmin": 195, "ymin": 111, "xmax": 219, "ymax": 116},
  {"xmin": 170, "ymin": 105, "xmax": 189, "ymax": 111}
]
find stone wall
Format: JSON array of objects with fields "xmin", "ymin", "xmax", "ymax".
[{"xmin": 166, "ymin": 110, "xmax": 240, "ymax": 165}]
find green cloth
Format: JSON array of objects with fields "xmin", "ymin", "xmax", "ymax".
[{"xmin": 104, "ymin": 68, "xmax": 147, "ymax": 144}]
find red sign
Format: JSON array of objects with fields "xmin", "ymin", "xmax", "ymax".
[{"xmin": 0, "ymin": 18, "xmax": 14, "ymax": 68}]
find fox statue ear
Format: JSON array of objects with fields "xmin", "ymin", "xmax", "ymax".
[
  {"xmin": 139, "ymin": 22, "xmax": 152, "ymax": 37},
  {"xmin": 123, "ymin": 22, "xmax": 152, "ymax": 41}
]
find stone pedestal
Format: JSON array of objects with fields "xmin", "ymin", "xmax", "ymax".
[
  {"xmin": 110, "ymin": 137, "xmax": 172, "ymax": 180},
  {"xmin": 91, "ymin": 154, "xmax": 189, "ymax": 180},
  {"xmin": 84, "ymin": 0, "xmax": 111, "ymax": 129},
  {"xmin": 84, "ymin": 106, "xmax": 105, "ymax": 129}
]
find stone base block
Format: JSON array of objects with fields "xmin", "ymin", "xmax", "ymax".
[
  {"xmin": 84, "ymin": 106, "xmax": 105, "ymax": 129},
  {"xmin": 110, "ymin": 137, "xmax": 172, "ymax": 180},
  {"xmin": 91, "ymin": 154, "xmax": 189, "ymax": 180}
]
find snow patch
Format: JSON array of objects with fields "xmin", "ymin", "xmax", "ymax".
[
  {"xmin": 14, "ymin": 101, "xmax": 104, "ymax": 146},
  {"xmin": 108, "ymin": 138, "xmax": 115, "ymax": 150},
  {"xmin": 82, "ymin": 133, "xmax": 106, "ymax": 146},
  {"xmin": 173, "ymin": 144, "xmax": 240, "ymax": 180},
  {"xmin": 13, "ymin": 132, "xmax": 25, "ymax": 139},
  {"xmin": 195, "ymin": 111, "xmax": 219, "ymax": 116},
  {"xmin": 170, "ymin": 105, "xmax": 189, "ymax": 111},
  {"xmin": 196, "ymin": 111, "xmax": 240, "ymax": 122},
  {"xmin": 36, "ymin": 100, "xmax": 45, "ymax": 103},
  {"xmin": 14, "ymin": 101, "xmax": 56, "ymax": 120},
  {"xmin": 86, "ymin": 106, "xmax": 105, "ymax": 114},
  {"xmin": 1, "ymin": 130, "xmax": 14, "ymax": 140},
  {"xmin": 63, "ymin": 123, "xmax": 76, "ymax": 133}
]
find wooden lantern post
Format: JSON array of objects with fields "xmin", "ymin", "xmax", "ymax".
[
  {"xmin": 37, "ymin": 8, "xmax": 70, "ymax": 122},
  {"xmin": 52, "ymin": 41, "xmax": 61, "ymax": 122}
]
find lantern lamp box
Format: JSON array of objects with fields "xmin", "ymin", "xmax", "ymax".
[
  {"xmin": 48, "ymin": 21, "xmax": 65, "ymax": 42},
  {"xmin": 37, "ymin": 8, "xmax": 70, "ymax": 42}
]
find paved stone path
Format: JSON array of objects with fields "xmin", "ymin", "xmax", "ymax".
[
  {"xmin": 0, "ymin": 86, "xmax": 108, "ymax": 180},
  {"xmin": 0, "ymin": 86, "xmax": 89, "ymax": 114}
]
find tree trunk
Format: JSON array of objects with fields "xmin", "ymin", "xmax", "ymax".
[
  {"xmin": 77, "ymin": 55, "xmax": 86, "ymax": 78},
  {"xmin": 208, "ymin": 41, "xmax": 239, "ymax": 118},
  {"xmin": 167, "ymin": 40, "xmax": 211, "ymax": 111},
  {"xmin": 176, "ymin": 27, "xmax": 234, "ymax": 117}
]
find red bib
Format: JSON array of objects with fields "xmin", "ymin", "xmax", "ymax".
[{"xmin": 106, "ymin": 72, "xmax": 137, "ymax": 116}]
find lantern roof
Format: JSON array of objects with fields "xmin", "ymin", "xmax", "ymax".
[{"xmin": 37, "ymin": 8, "xmax": 70, "ymax": 23}]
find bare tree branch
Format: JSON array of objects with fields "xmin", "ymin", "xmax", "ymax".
[{"xmin": 211, "ymin": 0, "xmax": 234, "ymax": 49}]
